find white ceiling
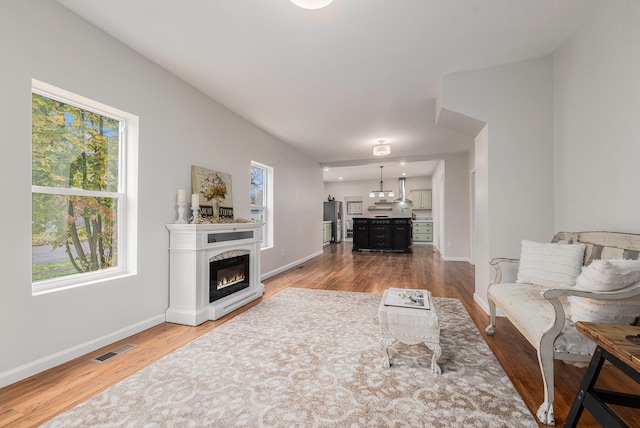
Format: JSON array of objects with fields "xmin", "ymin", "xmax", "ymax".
[
  {"xmin": 56, "ymin": 0, "xmax": 602, "ymax": 182},
  {"xmin": 324, "ymin": 160, "xmax": 439, "ymax": 183}
]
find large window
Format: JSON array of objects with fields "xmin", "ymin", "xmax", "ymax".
[
  {"xmin": 31, "ymin": 80, "xmax": 138, "ymax": 294},
  {"xmin": 250, "ymin": 161, "xmax": 273, "ymax": 248}
]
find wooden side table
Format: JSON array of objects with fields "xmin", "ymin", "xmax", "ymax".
[{"xmin": 564, "ymin": 322, "xmax": 640, "ymax": 428}]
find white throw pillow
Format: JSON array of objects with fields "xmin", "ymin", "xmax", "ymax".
[
  {"xmin": 569, "ymin": 259, "xmax": 640, "ymax": 324},
  {"xmin": 516, "ymin": 240, "xmax": 586, "ymax": 289},
  {"xmin": 575, "ymin": 259, "xmax": 640, "ymax": 291},
  {"xmin": 569, "ymin": 295, "xmax": 640, "ymax": 324}
]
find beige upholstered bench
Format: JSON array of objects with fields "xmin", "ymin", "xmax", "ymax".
[{"xmin": 485, "ymin": 231, "xmax": 640, "ymax": 426}]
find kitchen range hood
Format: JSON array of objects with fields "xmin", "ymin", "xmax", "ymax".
[{"xmin": 394, "ymin": 177, "xmax": 412, "ymax": 203}]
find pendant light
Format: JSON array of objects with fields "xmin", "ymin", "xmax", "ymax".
[
  {"xmin": 290, "ymin": 0, "xmax": 334, "ymax": 9},
  {"xmin": 370, "ymin": 166, "xmax": 395, "ymax": 198}
]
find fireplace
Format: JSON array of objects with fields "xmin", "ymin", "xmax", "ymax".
[
  {"xmin": 210, "ymin": 253, "xmax": 250, "ymax": 302},
  {"xmin": 166, "ymin": 223, "xmax": 264, "ymax": 325}
]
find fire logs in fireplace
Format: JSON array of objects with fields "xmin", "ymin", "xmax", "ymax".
[{"xmin": 209, "ymin": 254, "xmax": 250, "ymax": 302}]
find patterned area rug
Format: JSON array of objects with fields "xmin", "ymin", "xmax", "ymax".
[{"xmin": 43, "ymin": 288, "xmax": 536, "ymax": 427}]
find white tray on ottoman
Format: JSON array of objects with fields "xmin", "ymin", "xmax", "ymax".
[{"xmin": 378, "ymin": 289, "xmax": 441, "ymax": 374}]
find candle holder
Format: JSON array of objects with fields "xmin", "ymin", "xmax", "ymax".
[
  {"xmin": 175, "ymin": 202, "xmax": 187, "ymax": 224},
  {"xmin": 190, "ymin": 207, "xmax": 200, "ymax": 224}
]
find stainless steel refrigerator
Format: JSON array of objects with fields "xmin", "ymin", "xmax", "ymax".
[{"xmin": 323, "ymin": 201, "xmax": 343, "ymax": 243}]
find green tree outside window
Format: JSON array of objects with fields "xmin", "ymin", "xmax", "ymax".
[{"xmin": 32, "ymin": 92, "xmax": 121, "ymax": 281}]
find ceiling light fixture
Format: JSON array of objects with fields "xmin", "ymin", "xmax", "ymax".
[
  {"xmin": 290, "ymin": 0, "xmax": 334, "ymax": 9},
  {"xmin": 370, "ymin": 166, "xmax": 395, "ymax": 198},
  {"xmin": 373, "ymin": 140, "xmax": 391, "ymax": 156}
]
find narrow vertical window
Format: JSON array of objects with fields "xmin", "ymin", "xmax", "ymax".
[
  {"xmin": 31, "ymin": 80, "xmax": 138, "ymax": 293},
  {"xmin": 250, "ymin": 161, "xmax": 273, "ymax": 248}
]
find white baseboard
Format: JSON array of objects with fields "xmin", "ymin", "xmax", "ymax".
[
  {"xmin": 261, "ymin": 250, "xmax": 324, "ymax": 280},
  {"xmin": 473, "ymin": 292, "xmax": 505, "ymax": 317},
  {"xmin": 0, "ymin": 314, "xmax": 165, "ymax": 388},
  {"xmin": 442, "ymin": 256, "xmax": 470, "ymax": 262}
]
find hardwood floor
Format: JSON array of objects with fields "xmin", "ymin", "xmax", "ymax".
[{"xmin": 1, "ymin": 242, "xmax": 638, "ymax": 427}]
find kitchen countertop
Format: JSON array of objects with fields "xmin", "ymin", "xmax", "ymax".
[
  {"xmin": 353, "ymin": 216, "xmax": 412, "ymax": 219},
  {"xmin": 412, "ymin": 219, "xmax": 433, "ymax": 222}
]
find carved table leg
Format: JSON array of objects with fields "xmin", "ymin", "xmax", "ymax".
[
  {"xmin": 380, "ymin": 338, "xmax": 395, "ymax": 368},
  {"xmin": 426, "ymin": 343, "xmax": 442, "ymax": 375}
]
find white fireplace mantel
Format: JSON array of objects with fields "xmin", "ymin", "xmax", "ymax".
[{"xmin": 166, "ymin": 223, "xmax": 265, "ymax": 326}]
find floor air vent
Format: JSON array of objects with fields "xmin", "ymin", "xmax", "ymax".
[{"xmin": 91, "ymin": 344, "xmax": 137, "ymax": 364}]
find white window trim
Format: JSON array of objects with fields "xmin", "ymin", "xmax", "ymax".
[
  {"xmin": 251, "ymin": 161, "xmax": 274, "ymax": 249},
  {"xmin": 31, "ymin": 79, "xmax": 138, "ymax": 295},
  {"xmin": 346, "ymin": 200, "xmax": 363, "ymax": 215}
]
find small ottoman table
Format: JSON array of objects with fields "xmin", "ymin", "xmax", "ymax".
[{"xmin": 378, "ymin": 289, "xmax": 441, "ymax": 374}]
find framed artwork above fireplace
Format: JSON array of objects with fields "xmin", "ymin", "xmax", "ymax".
[{"xmin": 191, "ymin": 165, "xmax": 233, "ymax": 218}]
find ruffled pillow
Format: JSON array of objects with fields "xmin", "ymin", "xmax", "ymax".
[
  {"xmin": 569, "ymin": 259, "xmax": 640, "ymax": 324},
  {"xmin": 575, "ymin": 259, "xmax": 640, "ymax": 291},
  {"xmin": 569, "ymin": 295, "xmax": 640, "ymax": 324},
  {"xmin": 516, "ymin": 240, "xmax": 586, "ymax": 289}
]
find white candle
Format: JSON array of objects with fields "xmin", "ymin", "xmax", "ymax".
[
  {"xmin": 177, "ymin": 189, "xmax": 186, "ymax": 203},
  {"xmin": 191, "ymin": 193, "xmax": 199, "ymax": 208}
]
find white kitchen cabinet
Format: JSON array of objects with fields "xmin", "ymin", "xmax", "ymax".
[
  {"xmin": 411, "ymin": 189, "xmax": 432, "ymax": 210},
  {"xmin": 413, "ymin": 221, "xmax": 433, "ymax": 242},
  {"xmin": 323, "ymin": 222, "xmax": 332, "ymax": 244}
]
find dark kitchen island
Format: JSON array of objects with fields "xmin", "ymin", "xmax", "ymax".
[{"xmin": 352, "ymin": 217, "xmax": 412, "ymax": 252}]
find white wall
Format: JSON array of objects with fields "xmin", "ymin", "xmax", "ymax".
[
  {"xmin": 473, "ymin": 125, "xmax": 491, "ymax": 303},
  {"xmin": 431, "ymin": 155, "xmax": 471, "ymax": 261},
  {"xmin": 432, "ymin": 161, "xmax": 445, "ymax": 252},
  {"xmin": 438, "ymin": 57, "xmax": 555, "ymax": 311},
  {"xmin": 435, "ymin": 156, "xmax": 449, "ymax": 258},
  {"xmin": 0, "ymin": 0, "xmax": 323, "ymax": 386},
  {"xmin": 442, "ymin": 153, "xmax": 471, "ymax": 261},
  {"xmin": 468, "ymin": 146, "xmax": 476, "ymax": 265},
  {"xmin": 554, "ymin": 0, "xmax": 640, "ymax": 233}
]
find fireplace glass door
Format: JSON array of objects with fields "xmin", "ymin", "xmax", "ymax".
[{"xmin": 209, "ymin": 254, "xmax": 250, "ymax": 302}]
